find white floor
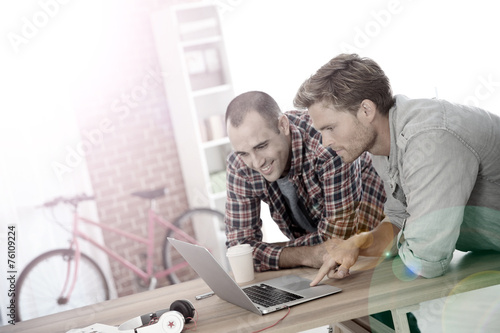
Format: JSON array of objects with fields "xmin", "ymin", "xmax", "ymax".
[
  {"xmin": 413, "ymin": 283, "xmax": 500, "ymax": 332},
  {"xmin": 300, "ymin": 284, "xmax": 500, "ymax": 332},
  {"xmin": 298, "ymin": 283, "xmax": 500, "ymax": 333}
]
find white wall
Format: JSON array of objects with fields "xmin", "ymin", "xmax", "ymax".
[{"xmin": 220, "ymin": 0, "xmax": 500, "ymax": 115}]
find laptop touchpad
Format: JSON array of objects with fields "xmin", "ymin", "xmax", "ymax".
[{"xmin": 281, "ymin": 280, "xmax": 311, "ymax": 292}]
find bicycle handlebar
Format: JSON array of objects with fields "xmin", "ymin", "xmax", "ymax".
[{"xmin": 42, "ymin": 194, "xmax": 95, "ymax": 207}]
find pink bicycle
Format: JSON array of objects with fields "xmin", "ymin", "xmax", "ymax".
[{"xmin": 14, "ymin": 187, "xmax": 225, "ymax": 321}]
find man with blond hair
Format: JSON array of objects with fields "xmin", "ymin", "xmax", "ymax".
[{"xmin": 293, "ymin": 54, "xmax": 500, "ymax": 283}]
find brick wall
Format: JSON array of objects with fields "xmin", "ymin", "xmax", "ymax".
[{"xmin": 72, "ymin": 0, "xmax": 198, "ymax": 297}]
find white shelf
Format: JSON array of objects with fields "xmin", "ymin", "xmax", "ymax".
[
  {"xmin": 210, "ymin": 191, "xmax": 226, "ymax": 201},
  {"xmin": 151, "ymin": 3, "xmax": 233, "ymax": 263},
  {"xmin": 180, "ymin": 35, "xmax": 223, "ymax": 48},
  {"xmin": 202, "ymin": 136, "xmax": 229, "ymax": 149},
  {"xmin": 191, "ymin": 84, "xmax": 232, "ymax": 97}
]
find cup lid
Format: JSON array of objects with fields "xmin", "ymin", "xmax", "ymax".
[{"xmin": 226, "ymin": 243, "xmax": 253, "ymax": 256}]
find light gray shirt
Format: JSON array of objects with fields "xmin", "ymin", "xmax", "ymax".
[{"xmin": 372, "ymin": 95, "xmax": 500, "ymax": 278}]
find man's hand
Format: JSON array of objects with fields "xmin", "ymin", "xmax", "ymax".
[
  {"xmin": 310, "ymin": 223, "xmax": 400, "ymax": 286},
  {"xmin": 310, "ymin": 237, "xmax": 360, "ymax": 286}
]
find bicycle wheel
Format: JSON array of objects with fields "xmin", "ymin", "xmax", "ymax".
[
  {"xmin": 163, "ymin": 208, "xmax": 227, "ymax": 284},
  {"xmin": 15, "ymin": 249, "xmax": 110, "ymax": 322}
]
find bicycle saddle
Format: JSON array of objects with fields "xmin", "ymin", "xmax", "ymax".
[{"xmin": 131, "ymin": 187, "xmax": 167, "ymax": 200}]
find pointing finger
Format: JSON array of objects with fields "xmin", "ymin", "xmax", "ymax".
[{"xmin": 310, "ymin": 258, "xmax": 337, "ymax": 286}]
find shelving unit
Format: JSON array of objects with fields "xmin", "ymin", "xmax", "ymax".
[{"xmin": 151, "ymin": 2, "xmax": 233, "ymax": 268}]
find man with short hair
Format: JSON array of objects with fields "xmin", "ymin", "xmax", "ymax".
[
  {"xmin": 225, "ymin": 91, "xmax": 386, "ymax": 272},
  {"xmin": 293, "ymin": 54, "xmax": 500, "ymax": 283}
]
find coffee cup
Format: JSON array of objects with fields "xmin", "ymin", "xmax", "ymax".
[{"xmin": 226, "ymin": 244, "xmax": 254, "ymax": 283}]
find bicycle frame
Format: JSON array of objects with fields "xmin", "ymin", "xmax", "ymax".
[{"xmin": 61, "ymin": 202, "xmax": 200, "ymax": 301}]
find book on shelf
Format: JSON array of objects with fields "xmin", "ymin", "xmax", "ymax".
[
  {"xmin": 209, "ymin": 114, "xmax": 226, "ymax": 140},
  {"xmin": 185, "ymin": 46, "xmax": 225, "ymax": 90},
  {"xmin": 198, "ymin": 114, "xmax": 226, "ymax": 143},
  {"xmin": 185, "ymin": 47, "xmax": 221, "ymax": 74},
  {"xmin": 204, "ymin": 48, "xmax": 221, "ymax": 72},
  {"xmin": 199, "ymin": 117, "xmax": 210, "ymax": 143},
  {"xmin": 209, "ymin": 170, "xmax": 226, "ymax": 194},
  {"xmin": 185, "ymin": 50, "xmax": 206, "ymax": 74}
]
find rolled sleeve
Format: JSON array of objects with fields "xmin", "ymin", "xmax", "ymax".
[{"xmin": 398, "ymin": 230, "xmax": 452, "ymax": 278}]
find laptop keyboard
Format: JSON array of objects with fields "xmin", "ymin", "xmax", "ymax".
[{"xmin": 243, "ymin": 284, "xmax": 303, "ymax": 308}]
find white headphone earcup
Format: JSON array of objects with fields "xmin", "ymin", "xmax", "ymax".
[{"xmin": 159, "ymin": 311, "xmax": 185, "ymax": 333}]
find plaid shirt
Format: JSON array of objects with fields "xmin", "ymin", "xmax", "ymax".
[{"xmin": 225, "ymin": 111, "xmax": 386, "ymax": 271}]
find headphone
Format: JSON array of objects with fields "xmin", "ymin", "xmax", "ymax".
[{"xmin": 118, "ymin": 299, "xmax": 195, "ymax": 333}]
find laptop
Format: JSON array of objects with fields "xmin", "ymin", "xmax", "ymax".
[{"xmin": 168, "ymin": 238, "xmax": 342, "ymax": 315}]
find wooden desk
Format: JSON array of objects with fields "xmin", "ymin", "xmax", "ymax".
[{"xmin": 4, "ymin": 251, "xmax": 500, "ymax": 333}]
